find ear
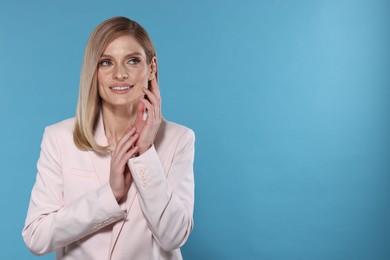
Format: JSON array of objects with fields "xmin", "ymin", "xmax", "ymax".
[{"xmin": 148, "ymin": 56, "xmax": 157, "ymax": 80}]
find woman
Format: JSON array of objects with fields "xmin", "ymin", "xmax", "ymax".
[{"xmin": 22, "ymin": 16, "xmax": 195, "ymax": 260}]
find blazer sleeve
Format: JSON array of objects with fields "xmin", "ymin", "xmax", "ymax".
[
  {"xmin": 22, "ymin": 126, "xmax": 127, "ymax": 256},
  {"xmin": 127, "ymin": 128, "xmax": 195, "ymax": 251}
]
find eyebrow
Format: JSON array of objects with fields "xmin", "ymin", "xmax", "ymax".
[{"xmin": 100, "ymin": 52, "xmax": 144, "ymax": 59}]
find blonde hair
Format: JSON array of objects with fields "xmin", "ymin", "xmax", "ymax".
[{"xmin": 73, "ymin": 16, "xmax": 157, "ymax": 154}]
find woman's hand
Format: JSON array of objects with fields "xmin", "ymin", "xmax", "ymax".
[
  {"xmin": 134, "ymin": 78, "xmax": 162, "ymax": 155},
  {"xmin": 109, "ymin": 127, "xmax": 139, "ymax": 202}
]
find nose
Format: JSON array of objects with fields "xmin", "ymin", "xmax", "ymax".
[{"xmin": 113, "ymin": 64, "xmax": 129, "ymax": 80}]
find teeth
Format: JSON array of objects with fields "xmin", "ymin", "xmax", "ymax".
[{"xmin": 112, "ymin": 86, "xmax": 130, "ymax": 91}]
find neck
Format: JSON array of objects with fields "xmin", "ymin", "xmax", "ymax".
[{"xmin": 101, "ymin": 103, "xmax": 137, "ymax": 149}]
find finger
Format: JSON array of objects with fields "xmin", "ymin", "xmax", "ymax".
[
  {"xmin": 142, "ymin": 88, "xmax": 159, "ymax": 105},
  {"xmin": 123, "ymin": 146, "xmax": 139, "ymax": 164},
  {"xmin": 113, "ymin": 129, "xmax": 135, "ymax": 158},
  {"xmin": 115, "ymin": 130, "xmax": 138, "ymax": 159},
  {"xmin": 142, "ymin": 89, "xmax": 161, "ymax": 120},
  {"xmin": 120, "ymin": 133, "xmax": 138, "ymax": 159},
  {"xmin": 118, "ymin": 126, "xmax": 136, "ymax": 145},
  {"xmin": 150, "ymin": 78, "xmax": 162, "ymax": 118},
  {"xmin": 140, "ymin": 96, "xmax": 155, "ymax": 120},
  {"xmin": 150, "ymin": 77, "xmax": 160, "ymax": 100}
]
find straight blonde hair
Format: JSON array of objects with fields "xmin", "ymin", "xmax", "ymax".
[{"xmin": 73, "ymin": 16, "xmax": 157, "ymax": 154}]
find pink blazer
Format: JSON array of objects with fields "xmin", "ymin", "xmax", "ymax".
[{"xmin": 22, "ymin": 115, "xmax": 195, "ymax": 260}]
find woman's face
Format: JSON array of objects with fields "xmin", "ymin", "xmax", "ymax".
[{"xmin": 97, "ymin": 35, "xmax": 156, "ymax": 109}]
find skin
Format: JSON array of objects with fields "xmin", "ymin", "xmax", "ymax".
[{"xmin": 97, "ymin": 35, "xmax": 161, "ymax": 202}]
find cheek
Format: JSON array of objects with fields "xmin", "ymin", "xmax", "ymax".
[
  {"xmin": 134, "ymin": 70, "xmax": 150, "ymax": 86},
  {"xmin": 97, "ymin": 70, "xmax": 108, "ymax": 83}
]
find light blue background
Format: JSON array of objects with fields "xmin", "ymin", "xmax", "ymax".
[{"xmin": 1, "ymin": 0, "xmax": 389, "ymax": 259}]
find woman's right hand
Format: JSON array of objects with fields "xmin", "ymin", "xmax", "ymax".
[{"xmin": 109, "ymin": 127, "xmax": 139, "ymax": 202}]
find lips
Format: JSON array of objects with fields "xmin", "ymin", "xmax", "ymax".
[
  {"xmin": 111, "ymin": 86, "xmax": 130, "ymax": 91},
  {"xmin": 109, "ymin": 84, "xmax": 133, "ymax": 93}
]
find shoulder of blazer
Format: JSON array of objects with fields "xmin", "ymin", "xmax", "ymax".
[
  {"xmin": 43, "ymin": 117, "xmax": 76, "ymax": 145},
  {"xmin": 46, "ymin": 118, "xmax": 75, "ymax": 134},
  {"xmin": 155, "ymin": 120, "xmax": 195, "ymax": 152},
  {"xmin": 159, "ymin": 119, "xmax": 194, "ymax": 138}
]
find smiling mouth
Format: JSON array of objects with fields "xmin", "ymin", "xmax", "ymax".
[
  {"xmin": 109, "ymin": 85, "xmax": 134, "ymax": 93},
  {"xmin": 110, "ymin": 86, "xmax": 132, "ymax": 91}
]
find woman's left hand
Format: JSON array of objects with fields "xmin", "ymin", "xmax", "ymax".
[{"xmin": 134, "ymin": 78, "xmax": 162, "ymax": 155}]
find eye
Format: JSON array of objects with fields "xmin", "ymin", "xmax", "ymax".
[
  {"xmin": 99, "ymin": 60, "xmax": 112, "ymax": 67},
  {"xmin": 128, "ymin": 58, "xmax": 140, "ymax": 65}
]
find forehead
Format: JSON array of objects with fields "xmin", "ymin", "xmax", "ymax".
[{"xmin": 103, "ymin": 35, "xmax": 146, "ymax": 56}]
